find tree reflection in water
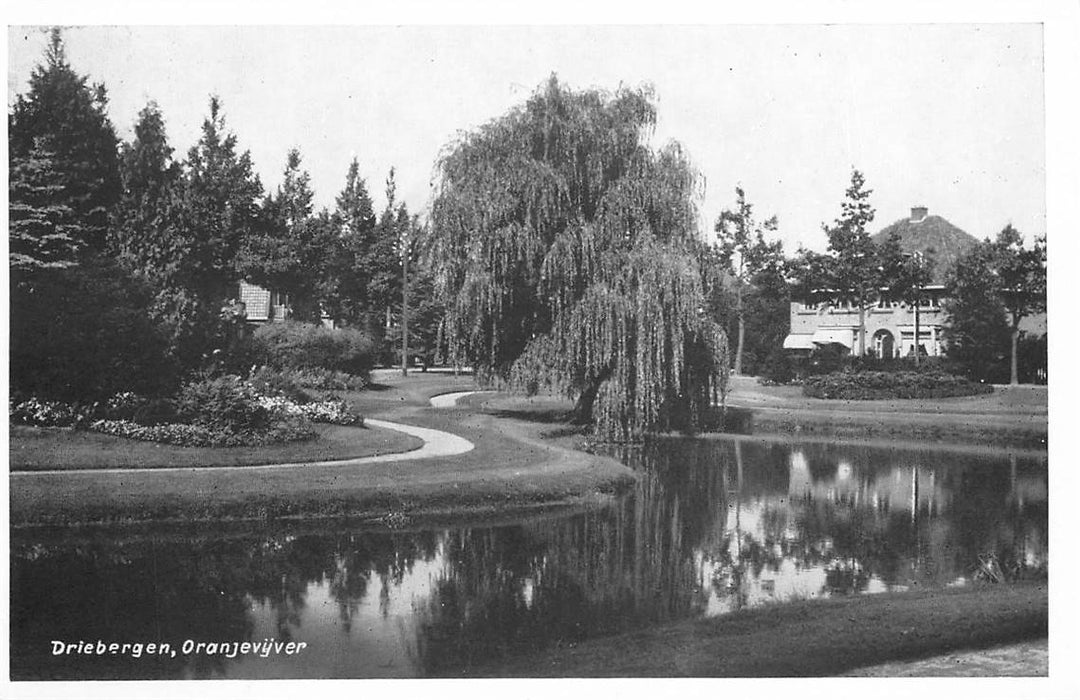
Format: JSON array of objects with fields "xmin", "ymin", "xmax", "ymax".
[{"xmin": 10, "ymin": 437, "xmax": 1047, "ymax": 679}]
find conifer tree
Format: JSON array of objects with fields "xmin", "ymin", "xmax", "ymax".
[{"xmin": 8, "ymin": 28, "xmax": 120, "ymax": 255}]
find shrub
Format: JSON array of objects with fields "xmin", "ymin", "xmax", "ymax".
[
  {"xmin": 802, "ymin": 370, "xmax": 993, "ymax": 400},
  {"xmin": 247, "ymin": 366, "xmax": 313, "ymax": 404},
  {"xmin": 248, "ymin": 322, "xmax": 376, "ymax": 377},
  {"xmin": 175, "ymin": 375, "xmax": 271, "ymax": 433},
  {"xmin": 9, "ymin": 257, "xmax": 180, "ymax": 402},
  {"xmin": 758, "ymin": 350, "xmax": 795, "ymax": 385}
]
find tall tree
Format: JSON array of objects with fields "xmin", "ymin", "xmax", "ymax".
[
  {"xmin": 9, "ymin": 137, "xmax": 81, "ymax": 273},
  {"xmin": 110, "ymin": 102, "xmax": 184, "ymax": 282},
  {"xmin": 8, "ymin": 27, "xmax": 120, "ymax": 255},
  {"xmin": 944, "ymin": 243, "xmax": 1012, "ymax": 382},
  {"xmin": 822, "ymin": 170, "xmax": 878, "ymax": 355},
  {"xmin": 180, "ymin": 96, "xmax": 263, "ymax": 302},
  {"xmin": 877, "ymin": 230, "xmax": 935, "ymax": 363},
  {"xmin": 428, "ymin": 76, "xmax": 727, "ymax": 441},
  {"xmin": 988, "ymin": 225, "xmax": 1047, "ymax": 385},
  {"xmin": 714, "ymin": 186, "xmax": 781, "ymax": 374},
  {"xmin": 325, "ymin": 158, "xmax": 379, "ymax": 328},
  {"xmin": 239, "ymin": 148, "xmax": 326, "ymax": 321}
]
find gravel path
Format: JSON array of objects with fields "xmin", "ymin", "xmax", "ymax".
[{"xmin": 9, "ymin": 418, "xmax": 473, "ymax": 476}]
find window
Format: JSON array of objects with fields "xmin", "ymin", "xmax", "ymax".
[{"xmin": 803, "ymin": 301, "xmax": 819, "ymax": 311}]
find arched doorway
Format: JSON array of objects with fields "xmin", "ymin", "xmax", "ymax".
[{"xmin": 873, "ymin": 329, "xmax": 895, "ymax": 359}]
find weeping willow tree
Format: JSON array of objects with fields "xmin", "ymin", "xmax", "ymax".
[{"xmin": 428, "ymin": 76, "xmax": 728, "ymax": 441}]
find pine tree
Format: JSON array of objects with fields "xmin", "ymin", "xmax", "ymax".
[
  {"xmin": 822, "ymin": 169, "xmax": 878, "ymax": 355},
  {"xmin": 180, "ymin": 96, "xmax": 264, "ymax": 302},
  {"xmin": 323, "ymin": 158, "xmax": 379, "ymax": 329},
  {"xmin": 111, "ymin": 102, "xmax": 184, "ymax": 283},
  {"xmin": 238, "ymin": 148, "xmax": 325, "ymax": 321},
  {"xmin": 8, "ymin": 27, "xmax": 120, "ymax": 254},
  {"xmin": 9, "ymin": 137, "xmax": 81, "ymax": 274}
]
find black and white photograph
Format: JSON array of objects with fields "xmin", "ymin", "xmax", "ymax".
[{"xmin": 4, "ymin": 4, "xmax": 1076, "ymax": 697}]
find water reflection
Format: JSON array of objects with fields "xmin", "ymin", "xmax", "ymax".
[{"xmin": 10, "ymin": 437, "xmax": 1047, "ymax": 679}]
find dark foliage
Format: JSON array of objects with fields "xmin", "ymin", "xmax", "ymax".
[
  {"xmin": 174, "ymin": 375, "xmax": 272, "ymax": 433},
  {"xmin": 802, "ymin": 370, "xmax": 993, "ymax": 400},
  {"xmin": 246, "ymin": 321, "xmax": 377, "ymax": 377},
  {"xmin": 9, "ymin": 256, "xmax": 179, "ymax": 402}
]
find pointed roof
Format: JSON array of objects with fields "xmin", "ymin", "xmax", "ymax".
[{"xmin": 871, "ymin": 208, "xmax": 979, "ymax": 284}]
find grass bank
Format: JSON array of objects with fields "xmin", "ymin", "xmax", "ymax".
[
  {"xmin": 9, "ymin": 374, "xmax": 635, "ymax": 528},
  {"xmin": 479, "ymin": 582, "xmax": 1047, "ymax": 677},
  {"xmin": 723, "ymin": 376, "xmax": 1047, "ymax": 449}
]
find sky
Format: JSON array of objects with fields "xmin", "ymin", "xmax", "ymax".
[{"xmin": 5, "ymin": 23, "xmax": 1048, "ymax": 253}]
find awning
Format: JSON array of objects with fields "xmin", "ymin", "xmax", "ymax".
[
  {"xmin": 783, "ymin": 334, "xmax": 815, "ymax": 350},
  {"xmin": 811, "ymin": 328, "xmax": 854, "ymax": 348}
]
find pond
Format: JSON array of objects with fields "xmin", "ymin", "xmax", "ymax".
[{"xmin": 10, "ymin": 436, "xmax": 1047, "ymax": 679}]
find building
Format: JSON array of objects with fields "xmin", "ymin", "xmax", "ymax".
[
  {"xmin": 236, "ymin": 280, "xmax": 335, "ymax": 328},
  {"xmin": 783, "ymin": 206, "xmax": 1046, "ymax": 359}
]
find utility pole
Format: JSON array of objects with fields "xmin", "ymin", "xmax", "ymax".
[{"xmin": 401, "ymin": 228, "xmax": 410, "ymax": 377}]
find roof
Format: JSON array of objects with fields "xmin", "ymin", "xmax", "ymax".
[{"xmin": 871, "ymin": 213, "xmax": 979, "ymax": 284}]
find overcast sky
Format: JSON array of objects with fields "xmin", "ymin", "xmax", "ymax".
[{"xmin": 7, "ymin": 23, "xmax": 1046, "ymax": 252}]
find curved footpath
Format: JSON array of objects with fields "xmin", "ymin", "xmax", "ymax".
[{"xmin": 9, "ymin": 381, "xmax": 635, "ymax": 527}]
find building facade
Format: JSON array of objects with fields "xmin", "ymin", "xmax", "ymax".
[{"xmin": 782, "ymin": 206, "xmax": 1046, "ymax": 359}]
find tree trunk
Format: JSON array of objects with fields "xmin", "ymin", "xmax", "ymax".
[
  {"xmin": 734, "ymin": 316, "xmax": 746, "ymax": 376},
  {"xmin": 858, "ymin": 303, "xmax": 866, "ymax": 356},
  {"xmin": 572, "ymin": 365, "xmax": 614, "ymax": 425},
  {"xmin": 1011, "ymin": 324, "xmax": 1020, "ymax": 385},
  {"xmin": 913, "ymin": 302, "xmax": 920, "ymax": 366},
  {"xmin": 733, "ymin": 284, "xmax": 745, "ymax": 375}
]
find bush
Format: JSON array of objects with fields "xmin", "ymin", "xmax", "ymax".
[
  {"xmin": 9, "ymin": 257, "xmax": 180, "ymax": 402},
  {"xmin": 175, "ymin": 375, "xmax": 271, "ymax": 433},
  {"xmin": 802, "ymin": 370, "xmax": 993, "ymax": 400},
  {"xmin": 248, "ymin": 366, "xmax": 367, "ymax": 395},
  {"xmin": 247, "ymin": 367, "xmax": 313, "ymax": 404},
  {"xmin": 758, "ymin": 350, "xmax": 795, "ymax": 385},
  {"xmin": 247, "ymin": 322, "xmax": 376, "ymax": 377}
]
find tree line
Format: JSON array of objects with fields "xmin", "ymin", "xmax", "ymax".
[
  {"xmin": 8, "ymin": 30, "xmax": 1047, "ymax": 443},
  {"xmin": 712, "ymin": 171, "xmax": 1046, "ymax": 385},
  {"xmin": 9, "ymin": 29, "xmax": 439, "ymax": 403}
]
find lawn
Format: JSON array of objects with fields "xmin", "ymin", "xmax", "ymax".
[{"xmin": 481, "ymin": 581, "xmax": 1047, "ymax": 677}]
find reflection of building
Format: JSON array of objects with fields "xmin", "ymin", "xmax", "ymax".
[{"xmin": 783, "ymin": 206, "xmax": 1046, "ymax": 358}]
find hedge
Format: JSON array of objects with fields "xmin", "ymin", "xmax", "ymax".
[{"xmin": 802, "ymin": 370, "xmax": 993, "ymax": 400}]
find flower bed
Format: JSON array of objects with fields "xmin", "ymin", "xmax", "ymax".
[
  {"xmin": 802, "ymin": 370, "xmax": 993, "ymax": 400},
  {"xmin": 88, "ymin": 418, "xmax": 315, "ymax": 448},
  {"xmin": 11, "ymin": 374, "xmax": 363, "ymax": 448}
]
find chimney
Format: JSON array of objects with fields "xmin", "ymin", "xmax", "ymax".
[{"xmin": 910, "ymin": 206, "xmax": 928, "ymax": 223}]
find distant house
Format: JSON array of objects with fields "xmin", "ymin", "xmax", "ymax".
[
  {"xmin": 783, "ymin": 206, "xmax": 1046, "ymax": 359},
  {"xmin": 236, "ymin": 281, "xmax": 335, "ymax": 328}
]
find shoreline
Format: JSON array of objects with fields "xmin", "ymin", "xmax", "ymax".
[
  {"xmin": 8, "ymin": 375, "xmax": 1047, "ymax": 526},
  {"xmin": 9, "ymin": 381, "xmax": 636, "ymax": 528}
]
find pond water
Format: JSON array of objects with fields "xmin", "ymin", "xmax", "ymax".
[{"xmin": 10, "ymin": 436, "xmax": 1047, "ymax": 679}]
